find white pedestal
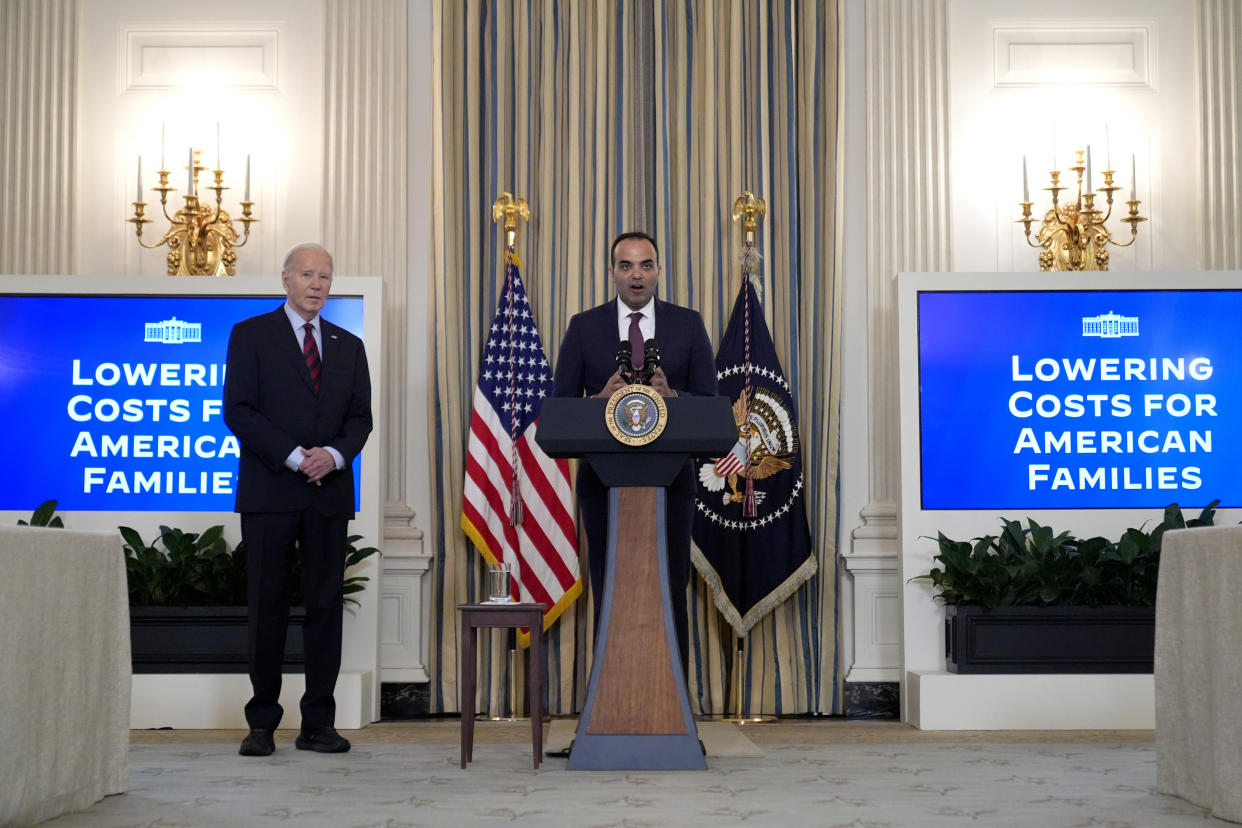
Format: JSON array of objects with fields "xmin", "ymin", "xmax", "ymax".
[
  {"xmin": 908, "ymin": 671, "xmax": 1154, "ymax": 730},
  {"xmin": 131, "ymin": 671, "xmax": 373, "ymax": 730}
]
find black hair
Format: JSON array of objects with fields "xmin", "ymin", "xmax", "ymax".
[{"xmin": 609, "ymin": 231, "xmax": 660, "ymax": 267}]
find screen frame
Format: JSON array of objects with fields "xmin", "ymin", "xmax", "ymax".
[
  {"xmin": 0, "ymin": 274, "xmax": 382, "ymax": 540},
  {"xmin": 897, "ymin": 270, "xmax": 1242, "ymax": 721},
  {"xmin": 0, "ymin": 273, "xmax": 385, "ymax": 693},
  {"xmin": 913, "ymin": 285, "xmax": 1239, "ymax": 511}
]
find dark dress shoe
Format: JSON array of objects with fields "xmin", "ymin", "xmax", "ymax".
[
  {"xmin": 295, "ymin": 726, "xmax": 351, "ymax": 753},
  {"xmin": 238, "ymin": 728, "xmax": 275, "ymax": 756}
]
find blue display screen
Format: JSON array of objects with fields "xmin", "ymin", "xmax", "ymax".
[
  {"xmin": 0, "ymin": 294, "xmax": 364, "ymax": 511},
  {"xmin": 917, "ymin": 289, "xmax": 1241, "ymax": 509}
]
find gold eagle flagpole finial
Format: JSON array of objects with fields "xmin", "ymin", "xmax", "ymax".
[
  {"xmin": 492, "ymin": 191, "xmax": 531, "ymax": 250},
  {"xmin": 731, "ymin": 189, "xmax": 767, "ymax": 245}
]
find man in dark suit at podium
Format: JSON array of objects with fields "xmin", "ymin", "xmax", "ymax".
[
  {"xmin": 552, "ymin": 231, "xmax": 717, "ymax": 673},
  {"xmin": 223, "ymin": 243, "xmax": 372, "ymax": 757}
]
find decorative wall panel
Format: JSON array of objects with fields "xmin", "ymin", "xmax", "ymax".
[
  {"xmin": 993, "ymin": 23, "xmax": 1153, "ymax": 88},
  {"xmin": 124, "ymin": 29, "xmax": 279, "ymax": 90}
]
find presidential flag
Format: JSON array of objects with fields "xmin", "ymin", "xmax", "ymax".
[
  {"xmin": 461, "ymin": 253, "xmax": 581, "ymax": 639},
  {"xmin": 691, "ymin": 278, "xmax": 815, "ymax": 634}
]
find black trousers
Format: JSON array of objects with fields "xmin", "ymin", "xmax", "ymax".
[
  {"xmin": 241, "ymin": 508, "xmax": 346, "ymax": 731},
  {"xmin": 577, "ymin": 461, "xmax": 696, "ymax": 677}
]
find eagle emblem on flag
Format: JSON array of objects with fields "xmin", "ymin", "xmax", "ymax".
[{"xmin": 698, "ymin": 386, "xmax": 795, "ymax": 507}]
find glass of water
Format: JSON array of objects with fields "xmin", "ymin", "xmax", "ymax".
[{"xmin": 486, "ymin": 562, "xmax": 513, "ymax": 603}]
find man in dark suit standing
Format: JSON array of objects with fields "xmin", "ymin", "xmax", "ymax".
[
  {"xmin": 224, "ymin": 243, "xmax": 372, "ymax": 757},
  {"xmin": 552, "ymin": 231, "xmax": 717, "ymax": 673}
]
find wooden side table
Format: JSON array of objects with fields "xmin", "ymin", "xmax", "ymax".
[{"xmin": 458, "ymin": 602, "xmax": 547, "ymax": 769}]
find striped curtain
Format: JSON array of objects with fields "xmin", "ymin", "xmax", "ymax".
[{"xmin": 430, "ymin": 0, "xmax": 842, "ymax": 716}]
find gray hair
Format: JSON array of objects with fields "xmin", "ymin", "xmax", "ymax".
[{"xmin": 282, "ymin": 243, "xmax": 334, "ymax": 274}]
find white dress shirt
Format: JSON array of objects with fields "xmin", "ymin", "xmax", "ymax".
[{"xmin": 616, "ymin": 296, "xmax": 656, "ymax": 342}]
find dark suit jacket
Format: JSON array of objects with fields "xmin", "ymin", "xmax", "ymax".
[
  {"xmin": 223, "ymin": 306, "xmax": 372, "ymax": 519},
  {"xmin": 552, "ymin": 298, "xmax": 717, "ymax": 398}
]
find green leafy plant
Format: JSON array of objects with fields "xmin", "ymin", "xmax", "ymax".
[
  {"xmin": 17, "ymin": 499, "xmax": 64, "ymax": 527},
  {"xmin": 121, "ymin": 524, "xmax": 243, "ymax": 607},
  {"xmin": 339, "ymin": 534, "xmax": 379, "ymax": 604},
  {"xmin": 120, "ymin": 524, "xmax": 378, "ymax": 608},
  {"xmin": 916, "ymin": 500, "xmax": 1219, "ymax": 608}
]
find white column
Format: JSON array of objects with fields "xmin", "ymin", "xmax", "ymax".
[
  {"xmin": 843, "ymin": 0, "xmax": 951, "ymax": 683},
  {"xmin": 1198, "ymin": 0, "xmax": 1242, "ymax": 269},
  {"xmin": 0, "ymin": 0, "xmax": 76, "ymax": 275},
  {"xmin": 322, "ymin": 0, "xmax": 430, "ymax": 683}
]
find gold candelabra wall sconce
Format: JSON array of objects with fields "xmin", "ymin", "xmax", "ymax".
[
  {"xmin": 1017, "ymin": 149, "xmax": 1146, "ymax": 271},
  {"xmin": 127, "ymin": 141, "xmax": 257, "ymax": 276}
]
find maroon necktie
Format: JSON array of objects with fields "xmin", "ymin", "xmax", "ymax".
[
  {"xmin": 302, "ymin": 322, "xmax": 321, "ymax": 393},
  {"xmin": 627, "ymin": 311, "xmax": 644, "ymax": 370}
]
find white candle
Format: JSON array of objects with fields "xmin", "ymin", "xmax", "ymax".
[
  {"xmin": 1105, "ymin": 123, "xmax": 1111, "ymax": 169},
  {"xmin": 244, "ymin": 154, "xmax": 251, "ymax": 201},
  {"xmin": 216, "ymin": 122, "xmax": 221, "ymax": 169},
  {"xmin": 1086, "ymin": 146, "xmax": 1092, "ymax": 192},
  {"xmin": 1052, "ymin": 124, "xmax": 1057, "ymax": 170},
  {"xmin": 1131, "ymin": 154, "xmax": 1137, "ymax": 200},
  {"xmin": 187, "ymin": 147, "xmax": 194, "ymax": 194},
  {"xmin": 160, "ymin": 123, "xmax": 166, "ymax": 170},
  {"xmin": 136, "ymin": 156, "xmax": 142, "ymax": 201},
  {"xmin": 1022, "ymin": 155, "xmax": 1029, "ymax": 202}
]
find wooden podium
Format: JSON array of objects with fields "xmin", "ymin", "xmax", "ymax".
[{"xmin": 537, "ymin": 394, "xmax": 735, "ymax": 770}]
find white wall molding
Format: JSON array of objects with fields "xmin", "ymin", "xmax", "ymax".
[
  {"xmin": 321, "ymin": 0, "xmax": 431, "ymax": 686},
  {"xmin": 846, "ymin": 0, "xmax": 952, "ymax": 684},
  {"xmin": 380, "ymin": 550, "xmax": 432, "ymax": 683},
  {"xmin": 124, "ymin": 27, "xmax": 280, "ymax": 90},
  {"xmin": 992, "ymin": 20, "xmax": 1155, "ymax": 88},
  {"xmin": 864, "ymin": 0, "xmax": 952, "ymax": 515},
  {"xmin": 0, "ymin": 0, "xmax": 76, "ymax": 275},
  {"xmin": 840, "ymin": 551, "xmax": 901, "ymax": 684},
  {"xmin": 1198, "ymin": 0, "xmax": 1242, "ymax": 269},
  {"xmin": 132, "ymin": 671, "xmax": 373, "ymax": 729},
  {"xmin": 909, "ymin": 672, "xmax": 1153, "ymax": 730}
]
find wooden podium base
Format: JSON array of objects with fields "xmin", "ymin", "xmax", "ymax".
[{"xmin": 568, "ymin": 487, "xmax": 706, "ymax": 770}]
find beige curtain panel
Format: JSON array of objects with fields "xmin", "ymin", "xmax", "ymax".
[{"xmin": 429, "ymin": 0, "xmax": 842, "ymax": 717}]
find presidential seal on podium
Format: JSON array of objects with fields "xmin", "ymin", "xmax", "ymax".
[{"xmin": 605, "ymin": 383, "xmax": 668, "ymax": 446}]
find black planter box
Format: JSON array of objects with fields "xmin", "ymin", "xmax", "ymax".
[
  {"xmin": 945, "ymin": 605, "xmax": 1154, "ymax": 674},
  {"xmin": 130, "ymin": 606, "xmax": 306, "ymax": 674}
]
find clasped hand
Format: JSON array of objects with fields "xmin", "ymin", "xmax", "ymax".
[{"xmin": 299, "ymin": 446, "xmax": 336, "ymax": 485}]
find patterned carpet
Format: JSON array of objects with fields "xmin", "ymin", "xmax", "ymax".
[{"xmin": 40, "ymin": 721, "xmax": 1229, "ymax": 828}]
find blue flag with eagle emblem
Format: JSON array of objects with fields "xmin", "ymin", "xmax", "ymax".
[{"xmin": 691, "ymin": 279, "xmax": 815, "ymax": 635}]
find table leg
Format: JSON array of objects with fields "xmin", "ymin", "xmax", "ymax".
[
  {"xmin": 460, "ymin": 619, "xmax": 476, "ymax": 768},
  {"xmin": 530, "ymin": 623, "xmax": 544, "ymax": 769}
]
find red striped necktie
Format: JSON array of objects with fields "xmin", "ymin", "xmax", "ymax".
[
  {"xmin": 302, "ymin": 322, "xmax": 321, "ymax": 393},
  {"xmin": 628, "ymin": 311, "xmax": 644, "ymax": 369}
]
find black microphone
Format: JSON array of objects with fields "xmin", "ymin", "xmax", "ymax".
[
  {"xmin": 616, "ymin": 340, "xmax": 636, "ymax": 383},
  {"xmin": 639, "ymin": 338, "xmax": 661, "ymax": 384}
]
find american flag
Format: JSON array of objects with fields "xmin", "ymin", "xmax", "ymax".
[{"xmin": 461, "ymin": 253, "xmax": 582, "ymax": 639}]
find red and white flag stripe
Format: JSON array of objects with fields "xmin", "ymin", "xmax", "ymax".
[{"xmin": 462, "ymin": 388, "xmax": 580, "ymax": 631}]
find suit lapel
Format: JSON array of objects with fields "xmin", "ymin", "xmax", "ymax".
[
  {"xmin": 652, "ymin": 299, "xmax": 689, "ymax": 384},
  {"xmin": 273, "ymin": 308, "xmax": 319, "ymax": 394},
  {"xmin": 652, "ymin": 299, "xmax": 681, "ymax": 351},
  {"xmin": 318, "ymin": 320, "xmax": 347, "ymax": 397}
]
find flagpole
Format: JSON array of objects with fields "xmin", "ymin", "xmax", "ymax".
[
  {"xmin": 730, "ymin": 190, "xmax": 766, "ymax": 519},
  {"xmin": 719, "ymin": 191, "xmax": 774, "ymax": 724},
  {"xmin": 487, "ymin": 191, "xmax": 532, "ymax": 722}
]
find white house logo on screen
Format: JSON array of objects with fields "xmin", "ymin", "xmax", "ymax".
[
  {"xmin": 1082, "ymin": 311, "xmax": 1139, "ymax": 338},
  {"xmin": 144, "ymin": 317, "xmax": 202, "ymax": 344}
]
